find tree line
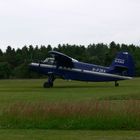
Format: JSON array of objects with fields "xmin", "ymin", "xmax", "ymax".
[{"xmin": 0, "ymin": 41, "xmax": 140, "ymax": 79}]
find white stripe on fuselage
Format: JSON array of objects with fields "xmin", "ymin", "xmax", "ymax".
[{"xmin": 30, "ymin": 63, "xmax": 132, "ymax": 80}]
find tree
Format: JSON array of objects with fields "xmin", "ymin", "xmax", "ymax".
[
  {"xmin": 5, "ymin": 46, "xmax": 17, "ymax": 69},
  {"xmin": 0, "ymin": 42, "xmax": 139, "ymax": 79},
  {"xmin": 0, "ymin": 49, "xmax": 3, "ymax": 62},
  {"xmin": 0, "ymin": 62, "xmax": 11, "ymax": 79}
]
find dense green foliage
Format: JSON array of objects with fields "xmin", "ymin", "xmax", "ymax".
[{"xmin": 0, "ymin": 42, "xmax": 140, "ymax": 78}]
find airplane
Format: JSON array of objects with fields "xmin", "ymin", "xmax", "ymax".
[{"xmin": 29, "ymin": 51, "xmax": 135, "ymax": 88}]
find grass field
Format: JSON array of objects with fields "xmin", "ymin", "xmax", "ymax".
[
  {"xmin": 0, "ymin": 78, "xmax": 140, "ymax": 138},
  {"xmin": 0, "ymin": 78, "xmax": 140, "ymax": 105},
  {"xmin": 0, "ymin": 130, "xmax": 140, "ymax": 140}
]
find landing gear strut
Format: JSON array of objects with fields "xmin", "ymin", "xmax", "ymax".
[
  {"xmin": 43, "ymin": 74, "xmax": 55, "ymax": 88},
  {"xmin": 115, "ymin": 81, "xmax": 119, "ymax": 87}
]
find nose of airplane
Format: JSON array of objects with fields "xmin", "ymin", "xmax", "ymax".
[{"xmin": 29, "ymin": 62, "xmax": 40, "ymax": 71}]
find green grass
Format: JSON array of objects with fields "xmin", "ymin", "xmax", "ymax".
[
  {"xmin": 0, "ymin": 130, "xmax": 139, "ymax": 140},
  {"xmin": 0, "ymin": 78, "xmax": 140, "ymax": 130},
  {"xmin": 0, "ymin": 78, "xmax": 140, "ymax": 106},
  {"xmin": 1, "ymin": 100, "xmax": 139, "ymax": 129}
]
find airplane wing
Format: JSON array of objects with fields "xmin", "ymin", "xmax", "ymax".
[{"xmin": 49, "ymin": 51, "xmax": 78, "ymax": 68}]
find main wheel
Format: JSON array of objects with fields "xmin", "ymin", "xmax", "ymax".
[
  {"xmin": 115, "ymin": 81, "xmax": 119, "ymax": 87},
  {"xmin": 43, "ymin": 82, "xmax": 53, "ymax": 88}
]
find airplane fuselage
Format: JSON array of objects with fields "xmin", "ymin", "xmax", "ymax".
[{"xmin": 30, "ymin": 61, "xmax": 132, "ymax": 82}]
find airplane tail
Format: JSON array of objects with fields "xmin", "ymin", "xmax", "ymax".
[{"xmin": 110, "ymin": 52, "xmax": 135, "ymax": 77}]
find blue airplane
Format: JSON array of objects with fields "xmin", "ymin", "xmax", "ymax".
[{"xmin": 29, "ymin": 51, "xmax": 135, "ymax": 88}]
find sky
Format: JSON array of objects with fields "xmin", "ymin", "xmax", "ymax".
[{"xmin": 0, "ymin": 0, "xmax": 140, "ymax": 51}]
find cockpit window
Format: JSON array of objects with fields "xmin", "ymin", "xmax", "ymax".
[{"xmin": 43, "ymin": 58, "xmax": 55, "ymax": 65}]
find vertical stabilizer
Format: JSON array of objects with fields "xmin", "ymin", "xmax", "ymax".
[{"xmin": 110, "ymin": 52, "xmax": 135, "ymax": 77}]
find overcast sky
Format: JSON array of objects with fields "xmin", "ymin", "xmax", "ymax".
[{"xmin": 0, "ymin": 0, "xmax": 140, "ymax": 51}]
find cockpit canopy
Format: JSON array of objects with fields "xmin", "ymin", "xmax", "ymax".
[
  {"xmin": 43, "ymin": 51, "xmax": 78, "ymax": 68},
  {"xmin": 43, "ymin": 57, "xmax": 55, "ymax": 65}
]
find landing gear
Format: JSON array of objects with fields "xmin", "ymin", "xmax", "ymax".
[
  {"xmin": 43, "ymin": 74, "xmax": 55, "ymax": 88},
  {"xmin": 43, "ymin": 82, "xmax": 53, "ymax": 88},
  {"xmin": 115, "ymin": 81, "xmax": 119, "ymax": 87}
]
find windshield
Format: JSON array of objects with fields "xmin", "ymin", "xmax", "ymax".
[{"xmin": 43, "ymin": 58, "xmax": 55, "ymax": 65}]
